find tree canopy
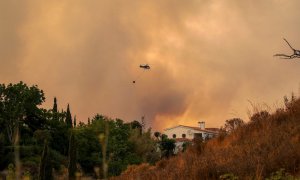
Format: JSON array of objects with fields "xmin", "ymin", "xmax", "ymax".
[{"xmin": 0, "ymin": 82, "xmax": 160, "ymax": 179}]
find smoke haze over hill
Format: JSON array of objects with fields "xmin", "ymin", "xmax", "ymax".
[{"xmin": 1, "ymin": 0, "xmax": 300, "ymax": 130}]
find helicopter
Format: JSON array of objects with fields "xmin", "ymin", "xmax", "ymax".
[
  {"xmin": 132, "ymin": 64, "xmax": 151, "ymax": 83},
  {"xmin": 139, "ymin": 64, "xmax": 150, "ymax": 70}
]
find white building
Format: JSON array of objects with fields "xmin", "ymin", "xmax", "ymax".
[{"xmin": 163, "ymin": 121, "xmax": 219, "ymax": 140}]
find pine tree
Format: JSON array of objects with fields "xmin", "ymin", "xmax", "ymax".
[
  {"xmin": 52, "ymin": 97, "xmax": 58, "ymax": 121},
  {"xmin": 68, "ymin": 132, "xmax": 77, "ymax": 179},
  {"xmin": 88, "ymin": 118, "xmax": 91, "ymax": 125},
  {"xmin": 66, "ymin": 104, "xmax": 72, "ymax": 128}
]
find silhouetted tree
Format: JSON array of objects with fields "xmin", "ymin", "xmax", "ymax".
[
  {"xmin": 52, "ymin": 97, "xmax": 58, "ymax": 121},
  {"xmin": 161, "ymin": 134, "xmax": 168, "ymax": 140},
  {"xmin": 0, "ymin": 82, "xmax": 45, "ymax": 143},
  {"xmin": 284, "ymin": 93, "xmax": 297, "ymax": 111},
  {"xmin": 154, "ymin": 132, "xmax": 161, "ymax": 140},
  {"xmin": 129, "ymin": 120, "xmax": 143, "ymax": 134},
  {"xmin": 73, "ymin": 116, "xmax": 77, "ymax": 127},
  {"xmin": 60, "ymin": 109, "xmax": 65, "ymax": 122},
  {"xmin": 250, "ymin": 111, "xmax": 270, "ymax": 122},
  {"xmin": 159, "ymin": 138, "xmax": 175, "ymax": 158},
  {"xmin": 39, "ymin": 140, "xmax": 52, "ymax": 180},
  {"xmin": 224, "ymin": 118, "xmax": 244, "ymax": 133},
  {"xmin": 53, "ymin": 97, "xmax": 57, "ymax": 113},
  {"xmin": 66, "ymin": 104, "xmax": 72, "ymax": 128},
  {"xmin": 68, "ymin": 132, "xmax": 77, "ymax": 179}
]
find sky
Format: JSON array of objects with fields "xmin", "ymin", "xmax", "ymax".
[{"xmin": 1, "ymin": 0, "xmax": 300, "ymax": 131}]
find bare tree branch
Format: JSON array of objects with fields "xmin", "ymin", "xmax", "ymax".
[{"xmin": 274, "ymin": 38, "xmax": 300, "ymax": 59}]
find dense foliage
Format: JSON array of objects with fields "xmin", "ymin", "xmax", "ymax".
[{"xmin": 0, "ymin": 82, "xmax": 160, "ymax": 179}]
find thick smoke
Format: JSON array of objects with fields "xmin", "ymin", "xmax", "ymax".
[{"xmin": 1, "ymin": 0, "xmax": 300, "ymax": 130}]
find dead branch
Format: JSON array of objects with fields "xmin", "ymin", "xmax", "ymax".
[{"xmin": 274, "ymin": 38, "xmax": 300, "ymax": 59}]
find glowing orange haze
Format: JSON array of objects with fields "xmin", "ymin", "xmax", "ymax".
[{"xmin": 1, "ymin": 1, "xmax": 300, "ymax": 131}]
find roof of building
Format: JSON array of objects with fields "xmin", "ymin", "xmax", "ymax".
[
  {"xmin": 164, "ymin": 125, "xmax": 219, "ymax": 134},
  {"xmin": 204, "ymin": 128, "xmax": 220, "ymax": 132}
]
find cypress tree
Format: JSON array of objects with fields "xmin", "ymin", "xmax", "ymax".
[
  {"xmin": 52, "ymin": 97, "xmax": 58, "ymax": 121},
  {"xmin": 68, "ymin": 132, "xmax": 77, "ymax": 179},
  {"xmin": 39, "ymin": 140, "xmax": 50, "ymax": 180},
  {"xmin": 66, "ymin": 104, "xmax": 72, "ymax": 128},
  {"xmin": 53, "ymin": 97, "xmax": 57, "ymax": 113},
  {"xmin": 73, "ymin": 116, "xmax": 77, "ymax": 127},
  {"xmin": 60, "ymin": 109, "xmax": 64, "ymax": 122}
]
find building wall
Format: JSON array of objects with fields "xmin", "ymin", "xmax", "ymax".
[
  {"xmin": 164, "ymin": 126, "xmax": 194, "ymax": 139},
  {"xmin": 164, "ymin": 126, "xmax": 214, "ymax": 140},
  {"xmin": 194, "ymin": 132, "xmax": 215, "ymax": 139}
]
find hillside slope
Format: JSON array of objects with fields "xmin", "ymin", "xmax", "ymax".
[{"xmin": 114, "ymin": 98, "xmax": 300, "ymax": 179}]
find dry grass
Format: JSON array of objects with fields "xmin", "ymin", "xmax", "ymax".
[{"xmin": 112, "ymin": 98, "xmax": 300, "ymax": 180}]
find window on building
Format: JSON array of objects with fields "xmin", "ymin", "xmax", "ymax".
[
  {"xmin": 172, "ymin": 134, "xmax": 176, "ymax": 138},
  {"xmin": 194, "ymin": 133, "xmax": 203, "ymax": 140},
  {"xmin": 182, "ymin": 134, "xmax": 186, "ymax": 138}
]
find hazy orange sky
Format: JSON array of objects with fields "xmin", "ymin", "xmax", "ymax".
[{"xmin": 1, "ymin": 0, "xmax": 300, "ymax": 131}]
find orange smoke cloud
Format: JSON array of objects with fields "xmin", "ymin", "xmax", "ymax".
[{"xmin": 1, "ymin": 0, "xmax": 300, "ymax": 131}]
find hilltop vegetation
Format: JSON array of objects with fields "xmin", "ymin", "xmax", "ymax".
[
  {"xmin": 115, "ymin": 96, "xmax": 300, "ymax": 179},
  {"xmin": 1, "ymin": 82, "xmax": 300, "ymax": 179},
  {"xmin": 0, "ymin": 82, "xmax": 162, "ymax": 179}
]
